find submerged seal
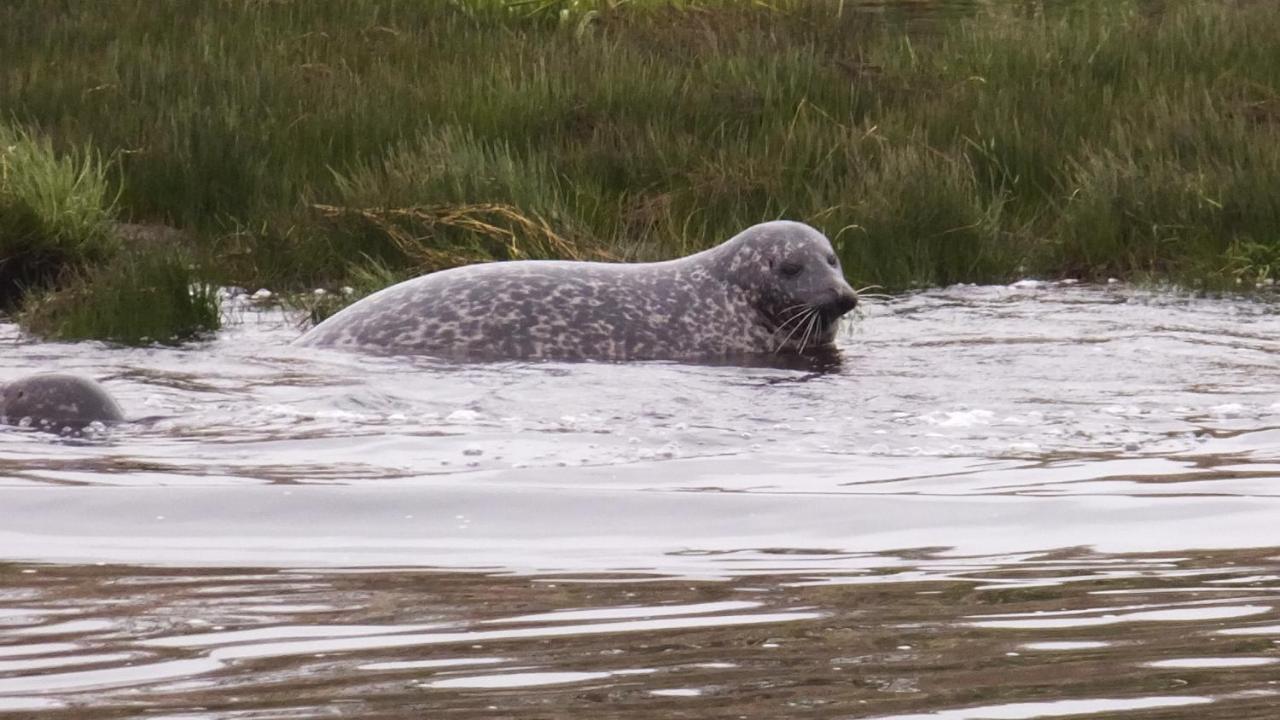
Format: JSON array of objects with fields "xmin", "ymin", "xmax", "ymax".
[
  {"xmin": 297, "ymin": 220, "xmax": 859, "ymax": 363},
  {"xmin": 0, "ymin": 373, "xmax": 125, "ymax": 431}
]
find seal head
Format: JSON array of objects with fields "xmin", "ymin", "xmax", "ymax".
[
  {"xmin": 710, "ymin": 220, "xmax": 859, "ymax": 353},
  {"xmin": 297, "ymin": 220, "xmax": 859, "ymax": 363},
  {"xmin": 0, "ymin": 373, "xmax": 125, "ymax": 432}
]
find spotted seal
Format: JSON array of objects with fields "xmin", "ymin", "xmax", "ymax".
[
  {"xmin": 296, "ymin": 221, "xmax": 859, "ymax": 363},
  {"xmin": 0, "ymin": 373, "xmax": 125, "ymax": 432}
]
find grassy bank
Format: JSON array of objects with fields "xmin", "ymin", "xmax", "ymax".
[{"xmin": 2, "ymin": 0, "xmax": 1278, "ymax": 341}]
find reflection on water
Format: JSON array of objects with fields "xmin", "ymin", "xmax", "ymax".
[
  {"xmin": 3, "ymin": 554, "xmax": 1280, "ymax": 717},
  {"xmin": 1, "ymin": 279, "xmax": 1280, "ymax": 717}
]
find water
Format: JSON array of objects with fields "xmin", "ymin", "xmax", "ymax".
[{"xmin": 2, "ymin": 281, "xmax": 1280, "ymax": 718}]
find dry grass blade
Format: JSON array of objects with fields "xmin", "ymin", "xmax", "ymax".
[{"xmin": 310, "ymin": 202, "xmax": 615, "ymax": 269}]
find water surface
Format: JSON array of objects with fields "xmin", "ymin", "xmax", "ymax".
[{"xmin": 2, "ymin": 281, "xmax": 1279, "ymax": 718}]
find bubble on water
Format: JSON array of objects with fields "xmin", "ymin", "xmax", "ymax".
[
  {"xmin": 1211, "ymin": 403, "xmax": 1247, "ymax": 418},
  {"xmin": 919, "ymin": 409, "xmax": 995, "ymax": 428},
  {"xmin": 82, "ymin": 420, "xmax": 109, "ymax": 437},
  {"xmin": 446, "ymin": 409, "xmax": 482, "ymax": 423}
]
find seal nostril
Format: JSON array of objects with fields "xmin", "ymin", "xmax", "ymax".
[{"xmin": 833, "ymin": 292, "xmax": 858, "ymax": 315}]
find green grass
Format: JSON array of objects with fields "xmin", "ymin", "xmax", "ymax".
[
  {"xmin": 2, "ymin": 0, "xmax": 1278, "ymax": 339},
  {"xmin": 0, "ymin": 121, "xmax": 220, "ymax": 343},
  {"xmin": 0, "ymin": 122, "xmax": 119, "ymax": 308},
  {"xmin": 19, "ymin": 251, "xmax": 220, "ymax": 345}
]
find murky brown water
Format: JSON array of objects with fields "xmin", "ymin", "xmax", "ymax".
[{"xmin": 2, "ymin": 280, "xmax": 1280, "ymax": 718}]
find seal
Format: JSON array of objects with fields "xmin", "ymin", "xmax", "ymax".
[
  {"xmin": 296, "ymin": 220, "xmax": 859, "ymax": 363},
  {"xmin": 0, "ymin": 373, "xmax": 125, "ymax": 432}
]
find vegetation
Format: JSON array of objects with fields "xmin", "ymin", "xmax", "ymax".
[
  {"xmin": 1, "ymin": 0, "xmax": 1277, "ymax": 341},
  {"xmin": 0, "ymin": 123, "xmax": 119, "ymax": 309},
  {"xmin": 19, "ymin": 251, "xmax": 220, "ymax": 345}
]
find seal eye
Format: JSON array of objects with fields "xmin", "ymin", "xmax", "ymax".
[
  {"xmin": 826, "ymin": 254, "xmax": 838, "ymax": 268},
  {"xmin": 779, "ymin": 262, "xmax": 803, "ymax": 278}
]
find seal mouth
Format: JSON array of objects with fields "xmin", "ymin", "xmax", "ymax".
[
  {"xmin": 815, "ymin": 306, "xmax": 846, "ymax": 343},
  {"xmin": 771, "ymin": 300, "xmax": 850, "ymax": 352}
]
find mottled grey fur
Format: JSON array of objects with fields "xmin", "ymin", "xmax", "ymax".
[
  {"xmin": 297, "ymin": 221, "xmax": 859, "ymax": 363},
  {"xmin": 1, "ymin": 373, "xmax": 125, "ymax": 431}
]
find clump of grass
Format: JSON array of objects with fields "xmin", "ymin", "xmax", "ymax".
[
  {"xmin": 0, "ymin": 122, "xmax": 119, "ymax": 308},
  {"xmin": 1223, "ymin": 238, "xmax": 1280, "ymax": 289},
  {"xmin": 20, "ymin": 251, "xmax": 220, "ymax": 345}
]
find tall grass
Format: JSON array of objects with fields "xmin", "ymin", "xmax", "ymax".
[
  {"xmin": 0, "ymin": 122, "xmax": 119, "ymax": 307},
  {"xmin": 1, "ymin": 0, "xmax": 1277, "ymax": 312},
  {"xmin": 20, "ymin": 251, "xmax": 220, "ymax": 345}
]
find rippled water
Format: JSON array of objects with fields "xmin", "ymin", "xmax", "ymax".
[{"xmin": 2, "ymin": 282, "xmax": 1280, "ymax": 718}]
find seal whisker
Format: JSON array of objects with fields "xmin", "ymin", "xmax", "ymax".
[
  {"xmin": 799, "ymin": 309, "xmax": 820, "ymax": 350},
  {"xmin": 770, "ymin": 305, "xmax": 813, "ymax": 340},
  {"xmin": 772, "ymin": 306, "xmax": 815, "ymax": 354},
  {"xmin": 770, "ymin": 305, "xmax": 812, "ymax": 342},
  {"xmin": 799, "ymin": 307, "xmax": 822, "ymax": 351}
]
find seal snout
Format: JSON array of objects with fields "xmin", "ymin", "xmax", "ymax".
[
  {"xmin": 819, "ymin": 283, "xmax": 858, "ymax": 321},
  {"xmin": 830, "ymin": 288, "xmax": 859, "ymax": 316}
]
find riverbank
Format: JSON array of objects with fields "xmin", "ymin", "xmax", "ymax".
[{"xmin": 2, "ymin": 0, "xmax": 1277, "ymax": 342}]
